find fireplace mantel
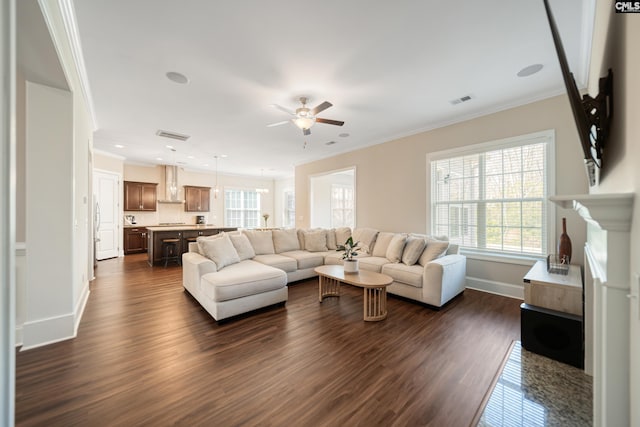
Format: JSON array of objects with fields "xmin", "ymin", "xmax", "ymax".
[
  {"xmin": 549, "ymin": 192, "xmax": 634, "ymax": 427},
  {"xmin": 549, "ymin": 193, "xmax": 634, "ymax": 232}
]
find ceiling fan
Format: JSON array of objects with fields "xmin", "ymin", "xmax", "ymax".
[{"xmin": 267, "ymin": 96, "xmax": 344, "ymax": 136}]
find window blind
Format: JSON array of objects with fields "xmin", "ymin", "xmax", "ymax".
[{"xmin": 431, "ymin": 137, "xmax": 549, "ymax": 256}]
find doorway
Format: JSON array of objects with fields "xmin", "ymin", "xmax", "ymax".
[
  {"xmin": 309, "ymin": 167, "xmax": 355, "ymax": 229},
  {"xmin": 93, "ymin": 169, "xmax": 120, "ymax": 260}
]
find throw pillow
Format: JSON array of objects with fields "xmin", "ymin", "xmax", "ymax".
[
  {"xmin": 196, "ymin": 232, "xmax": 225, "ymax": 255},
  {"xmin": 304, "ymin": 230, "xmax": 328, "ymax": 252},
  {"xmin": 385, "ymin": 233, "xmax": 407, "ymax": 263},
  {"xmin": 418, "ymin": 238, "xmax": 450, "ymax": 266},
  {"xmin": 335, "ymin": 227, "xmax": 352, "ymax": 246},
  {"xmin": 402, "ymin": 236, "xmax": 427, "ymax": 265},
  {"xmin": 326, "ymin": 228, "xmax": 337, "ymax": 250},
  {"xmin": 243, "ymin": 230, "xmax": 275, "ymax": 255},
  {"xmin": 198, "ymin": 234, "xmax": 241, "ymax": 269},
  {"xmin": 273, "ymin": 228, "xmax": 300, "ymax": 253},
  {"xmin": 229, "ymin": 233, "xmax": 256, "ymax": 261},
  {"xmin": 372, "ymin": 232, "xmax": 395, "ymax": 257},
  {"xmin": 352, "ymin": 227, "xmax": 379, "ymax": 254}
]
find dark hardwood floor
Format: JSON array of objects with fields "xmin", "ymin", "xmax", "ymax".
[{"xmin": 16, "ymin": 254, "xmax": 520, "ymax": 426}]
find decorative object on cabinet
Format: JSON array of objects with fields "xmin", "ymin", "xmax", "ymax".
[
  {"xmin": 557, "ymin": 217, "xmax": 572, "ymax": 263},
  {"xmin": 124, "ymin": 181, "xmax": 157, "ymax": 211},
  {"xmin": 184, "ymin": 186, "xmax": 211, "ymax": 212},
  {"xmin": 262, "ymin": 213, "xmax": 269, "ymax": 228}
]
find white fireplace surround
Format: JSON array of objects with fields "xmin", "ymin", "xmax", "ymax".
[{"xmin": 550, "ymin": 193, "xmax": 634, "ymax": 427}]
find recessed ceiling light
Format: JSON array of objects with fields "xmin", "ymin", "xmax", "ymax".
[
  {"xmin": 325, "ymin": 141, "xmax": 337, "ymax": 145},
  {"xmin": 114, "ymin": 144, "xmax": 124, "ymax": 148},
  {"xmin": 166, "ymin": 71, "xmax": 189, "ymax": 84},
  {"xmin": 220, "ymin": 154, "xmax": 228, "ymax": 158},
  {"xmin": 187, "ymin": 155, "xmax": 195, "ymax": 159},
  {"xmin": 166, "ymin": 145, "xmax": 174, "ymax": 149},
  {"xmin": 156, "ymin": 157, "xmax": 163, "ymax": 161},
  {"xmin": 338, "ymin": 133, "xmax": 349, "ymax": 138},
  {"xmin": 517, "ymin": 64, "xmax": 544, "ymax": 77},
  {"xmin": 203, "ymin": 163, "xmax": 209, "ymax": 167}
]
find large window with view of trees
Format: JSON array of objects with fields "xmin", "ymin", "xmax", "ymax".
[{"xmin": 430, "ymin": 131, "xmax": 553, "ymax": 257}]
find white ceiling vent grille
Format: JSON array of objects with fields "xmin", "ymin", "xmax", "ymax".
[
  {"xmin": 156, "ymin": 130, "xmax": 190, "ymax": 141},
  {"xmin": 450, "ymin": 95, "xmax": 474, "ymax": 105}
]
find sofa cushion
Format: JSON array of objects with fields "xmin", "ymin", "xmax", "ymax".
[
  {"xmin": 272, "ymin": 229, "xmax": 300, "ymax": 253},
  {"xmin": 372, "ymin": 232, "xmax": 395, "ymax": 257},
  {"xmin": 244, "ymin": 230, "xmax": 275, "ymax": 255},
  {"xmin": 229, "ymin": 233, "xmax": 256, "ymax": 261},
  {"xmin": 304, "ymin": 230, "xmax": 328, "ymax": 252},
  {"xmin": 196, "ymin": 232, "xmax": 224, "ymax": 254},
  {"xmin": 386, "ymin": 233, "xmax": 407, "ymax": 263},
  {"xmin": 419, "ymin": 238, "xmax": 450, "ymax": 266},
  {"xmin": 252, "ymin": 254, "xmax": 298, "ymax": 272},
  {"xmin": 352, "ymin": 228, "xmax": 378, "ymax": 254},
  {"xmin": 326, "ymin": 228, "xmax": 337, "ymax": 250},
  {"xmin": 201, "ymin": 260, "xmax": 286, "ymax": 302},
  {"xmin": 382, "ymin": 263, "xmax": 424, "ymax": 288},
  {"xmin": 402, "ymin": 236, "xmax": 426, "ymax": 266},
  {"xmin": 198, "ymin": 234, "xmax": 241, "ymax": 270},
  {"xmin": 281, "ymin": 250, "xmax": 326, "ymax": 269},
  {"xmin": 359, "ymin": 256, "xmax": 390, "ymax": 273},
  {"xmin": 335, "ymin": 227, "xmax": 352, "ymax": 246}
]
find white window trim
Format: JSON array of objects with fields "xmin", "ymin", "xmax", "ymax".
[
  {"xmin": 282, "ymin": 189, "xmax": 295, "ymax": 228},
  {"xmin": 426, "ymin": 129, "xmax": 556, "ymax": 262}
]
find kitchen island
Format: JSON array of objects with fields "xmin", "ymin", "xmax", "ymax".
[{"xmin": 146, "ymin": 225, "xmax": 237, "ymax": 266}]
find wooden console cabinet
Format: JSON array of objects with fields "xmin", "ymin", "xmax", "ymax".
[
  {"xmin": 521, "ymin": 260, "xmax": 584, "ymax": 368},
  {"xmin": 124, "ymin": 181, "xmax": 158, "ymax": 211}
]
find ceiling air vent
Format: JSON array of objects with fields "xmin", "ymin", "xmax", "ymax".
[
  {"xmin": 450, "ymin": 95, "xmax": 474, "ymax": 105},
  {"xmin": 156, "ymin": 129, "xmax": 190, "ymax": 141}
]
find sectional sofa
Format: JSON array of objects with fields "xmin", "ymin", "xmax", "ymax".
[{"xmin": 182, "ymin": 227, "xmax": 467, "ymax": 321}]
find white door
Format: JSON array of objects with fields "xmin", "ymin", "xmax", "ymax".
[{"xmin": 94, "ymin": 170, "xmax": 119, "ymax": 260}]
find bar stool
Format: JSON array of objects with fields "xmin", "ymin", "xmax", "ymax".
[{"xmin": 161, "ymin": 238, "xmax": 181, "ymax": 267}]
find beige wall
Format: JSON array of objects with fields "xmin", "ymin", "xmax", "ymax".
[
  {"xmin": 296, "ymin": 94, "xmax": 589, "ymax": 290},
  {"xmin": 94, "ymin": 151, "xmax": 124, "ymax": 176}
]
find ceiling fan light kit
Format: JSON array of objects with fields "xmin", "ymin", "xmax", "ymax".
[{"xmin": 268, "ymin": 96, "xmax": 344, "ymax": 136}]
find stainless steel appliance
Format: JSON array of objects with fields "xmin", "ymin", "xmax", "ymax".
[
  {"xmin": 125, "ymin": 215, "xmax": 136, "ymax": 225},
  {"xmin": 196, "ymin": 215, "xmax": 206, "ymax": 224}
]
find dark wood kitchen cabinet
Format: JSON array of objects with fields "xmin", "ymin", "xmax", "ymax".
[
  {"xmin": 124, "ymin": 181, "xmax": 157, "ymax": 211},
  {"xmin": 184, "ymin": 186, "xmax": 210, "ymax": 212},
  {"xmin": 124, "ymin": 227, "xmax": 148, "ymax": 254}
]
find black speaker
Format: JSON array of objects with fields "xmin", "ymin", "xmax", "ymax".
[{"xmin": 520, "ymin": 303, "xmax": 583, "ymax": 369}]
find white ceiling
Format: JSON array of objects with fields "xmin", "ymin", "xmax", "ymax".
[{"xmin": 72, "ymin": 0, "xmax": 594, "ymax": 178}]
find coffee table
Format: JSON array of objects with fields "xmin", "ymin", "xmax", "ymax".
[{"xmin": 315, "ymin": 265, "xmax": 393, "ymax": 321}]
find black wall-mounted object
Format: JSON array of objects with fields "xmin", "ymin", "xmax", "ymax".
[{"xmin": 543, "ymin": 0, "xmax": 613, "ymax": 187}]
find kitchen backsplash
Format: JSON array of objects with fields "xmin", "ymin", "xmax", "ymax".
[{"xmin": 124, "ymin": 203, "xmax": 216, "ymax": 226}]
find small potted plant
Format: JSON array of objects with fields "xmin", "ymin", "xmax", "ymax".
[
  {"xmin": 262, "ymin": 213, "xmax": 270, "ymax": 228},
  {"xmin": 337, "ymin": 236, "xmax": 360, "ymax": 273}
]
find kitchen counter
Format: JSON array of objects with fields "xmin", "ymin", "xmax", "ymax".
[
  {"xmin": 146, "ymin": 225, "xmax": 237, "ymax": 266},
  {"xmin": 145, "ymin": 224, "xmax": 224, "ymax": 231}
]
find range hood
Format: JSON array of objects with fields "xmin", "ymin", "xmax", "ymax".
[{"xmin": 158, "ymin": 165, "xmax": 184, "ymax": 204}]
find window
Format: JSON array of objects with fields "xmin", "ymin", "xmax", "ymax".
[
  {"xmin": 224, "ymin": 189, "xmax": 260, "ymax": 228},
  {"xmin": 430, "ymin": 131, "xmax": 553, "ymax": 257},
  {"xmin": 283, "ymin": 190, "xmax": 295, "ymax": 228},
  {"xmin": 331, "ymin": 184, "xmax": 354, "ymax": 228}
]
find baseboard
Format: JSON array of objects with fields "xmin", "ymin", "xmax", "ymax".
[
  {"xmin": 20, "ymin": 313, "xmax": 76, "ymax": 351},
  {"xmin": 74, "ymin": 281, "xmax": 91, "ymax": 335},
  {"xmin": 466, "ymin": 276, "xmax": 524, "ymax": 300}
]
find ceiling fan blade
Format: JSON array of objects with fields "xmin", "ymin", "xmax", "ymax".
[
  {"xmin": 315, "ymin": 117, "xmax": 344, "ymax": 126},
  {"xmin": 311, "ymin": 101, "xmax": 332, "ymax": 116},
  {"xmin": 266, "ymin": 120, "xmax": 290, "ymax": 128},
  {"xmin": 303, "ymin": 128, "xmax": 311, "ymax": 136},
  {"xmin": 270, "ymin": 104, "xmax": 295, "ymax": 115}
]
